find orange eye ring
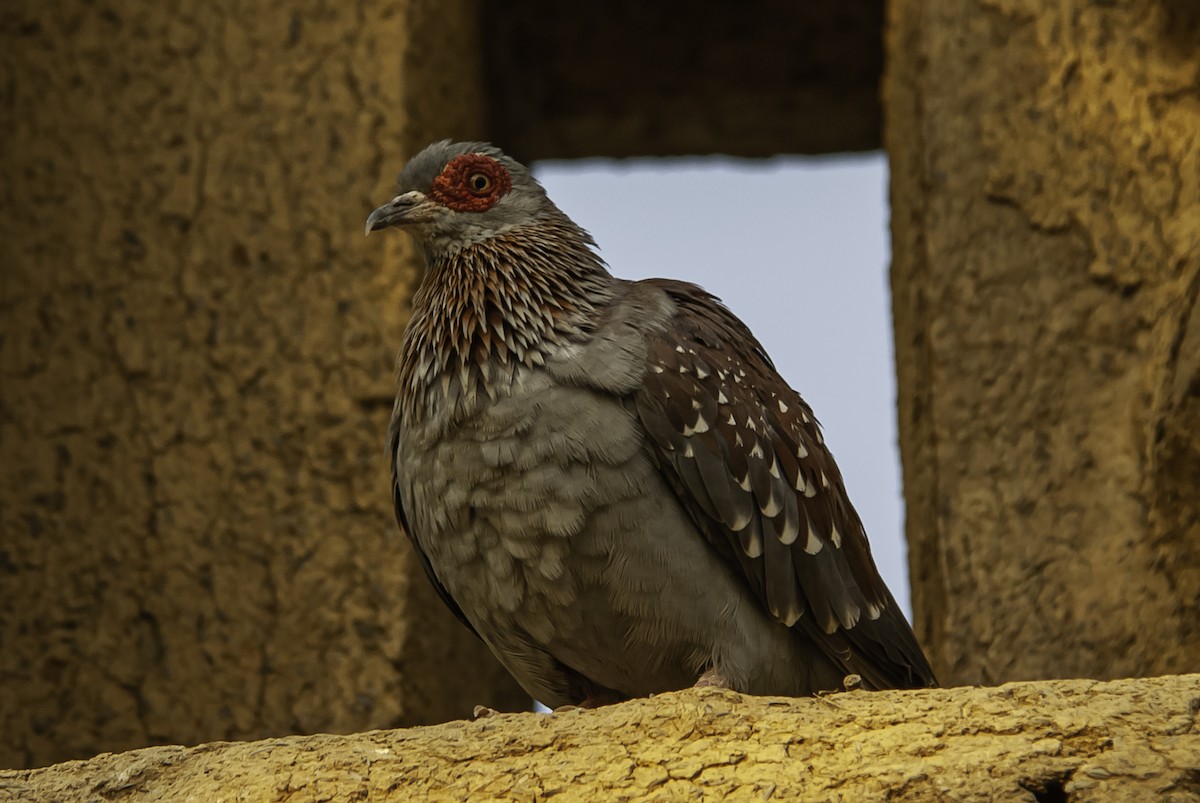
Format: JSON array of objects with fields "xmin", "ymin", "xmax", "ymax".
[{"xmin": 467, "ymin": 172, "xmax": 494, "ymax": 196}]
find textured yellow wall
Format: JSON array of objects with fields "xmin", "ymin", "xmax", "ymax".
[
  {"xmin": 887, "ymin": 0, "xmax": 1200, "ymax": 685},
  {"xmin": 0, "ymin": 0, "xmax": 524, "ymax": 769}
]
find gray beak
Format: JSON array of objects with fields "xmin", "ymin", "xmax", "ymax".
[{"xmin": 364, "ymin": 192, "xmax": 432, "ymax": 235}]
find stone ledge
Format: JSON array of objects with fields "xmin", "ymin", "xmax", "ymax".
[{"xmin": 2, "ymin": 674, "xmax": 1197, "ymax": 801}]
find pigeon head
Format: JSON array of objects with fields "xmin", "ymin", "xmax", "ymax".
[
  {"xmin": 365, "ymin": 140, "xmax": 557, "ymax": 257},
  {"xmin": 366, "ymin": 140, "xmax": 616, "ymax": 421}
]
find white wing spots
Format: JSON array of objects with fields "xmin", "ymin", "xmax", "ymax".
[
  {"xmin": 867, "ymin": 603, "xmax": 883, "ymax": 620},
  {"xmin": 802, "ymin": 481, "xmax": 817, "ymax": 499},
  {"xmin": 717, "ymin": 389, "xmax": 729, "ymax": 404},
  {"xmin": 682, "ymin": 414, "xmax": 710, "ymax": 436},
  {"xmin": 829, "ymin": 523, "xmax": 842, "ymax": 548},
  {"xmin": 738, "ymin": 473, "xmax": 752, "ymax": 492},
  {"xmin": 696, "ymin": 364, "xmax": 710, "ymax": 379},
  {"xmin": 777, "ymin": 399, "xmax": 789, "ymax": 414},
  {"xmin": 674, "ymin": 344, "xmax": 686, "ymax": 353},
  {"xmin": 749, "ymin": 441, "xmax": 764, "ymax": 459},
  {"xmin": 730, "ymin": 509, "xmax": 753, "ymax": 532},
  {"xmin": 734, "ymin": 432, "xmax": 744, "ymax": 447},
  {"xmin": 837, "ymin": 601, "xmax": 861, "ymax": 630},
  {"xmin": 796, "ymin": 442, "xmax": 809, "ymax": 459},
  {"xmin": 804, "ymin": 520, "xmax": 823, "ymax": 554},
  {"xmin": 801, "ymin": 411, "xmax": 810, "ymax": 424},
  {"xmin": 745, "ymin": 416, "xmax": 758, "ymax": 432},
  {"xmin": 820, "ymin": 470, "xmax": 830, "ymax": 489},
  {"xmin": 651, "ymin": 364, "xmax": 665, "ymax": 374},
  {"xmin": 794, "ymin": 471, "xmax": 807, "ymax": 493},
  {"xmin": 683, "ymin": 442, "xmax": 695, "ymax": 458},
  {"xmin": 726, "ymin": 412, "xmax": 737, "ymax": 426},
  {"xmin": 717, "ymin": 369, "xmax": 729, "ymax": 381},
  {"xmin": 767, "ymin": 455, "xmax": 781, "ymax": 479},
  {"xmin": 777, "ymin": 602, "xmax": 803, "ymax": 627},
  {"xmin": 740, "ymin": 527, "xmax": 763, "ymax": 558},
  {"xmin": 814, "ymin": 427, "xmax": 824, "ymax": 445},
  {"xmin": 777, "ymin": 511, "xmax": 800, "ymax": 545},
  {"xmin": 678, "ymin": 364, "xmax": 690, "ymax": 374},
  {"xmin": 760, "ymin": 494, "xmax": 782, "ymax": 518}
]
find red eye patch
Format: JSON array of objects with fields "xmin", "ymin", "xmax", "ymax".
[{"xmin": 430, "ymin": 154, "xmax": 513, "ymax": 212}]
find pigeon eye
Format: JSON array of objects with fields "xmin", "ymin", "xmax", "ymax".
[
  {"xmin": 467, "ymin": 172, "xmax": 494, "ymax": 196},
  {"xmin": 429, "ymin": 154, "xmax": 512, "ymax": 211}
]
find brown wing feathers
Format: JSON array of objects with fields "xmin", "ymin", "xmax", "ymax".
[{"xmin": 634, "ymin": 279, "xmax": 935, "ymax": 689}]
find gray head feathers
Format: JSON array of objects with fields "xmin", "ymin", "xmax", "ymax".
[{"xmin": 368, "ymin": 140, "xmax": 564, "ymax": 258}]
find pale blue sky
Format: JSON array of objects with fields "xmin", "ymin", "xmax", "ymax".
[{"xmin": 533, "ymin": 154, "xmax": 911, "ymax": 615}]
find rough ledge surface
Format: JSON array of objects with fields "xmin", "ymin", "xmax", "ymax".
[{"xmin": 2, "ymin": 674, "xmax": 1197, "ymax": 802}]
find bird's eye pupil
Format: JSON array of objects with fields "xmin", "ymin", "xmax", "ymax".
[{"xmin": 469, "ymin": 173, "xmax": 492, "ymax": 194}]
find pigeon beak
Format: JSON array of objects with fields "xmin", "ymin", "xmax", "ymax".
[{"xmin": 364, "ymin": 191, "xmax": 438, "ymax": 235}]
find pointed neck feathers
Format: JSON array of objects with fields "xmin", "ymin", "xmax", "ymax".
[{"xmin": 398, "ymin": 214, "xmax": 615, "ymax": 423}]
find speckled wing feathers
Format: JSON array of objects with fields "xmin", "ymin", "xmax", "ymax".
[{"xmin": 631, "ymin": 279, "xmax": 935, "ymax": 689}]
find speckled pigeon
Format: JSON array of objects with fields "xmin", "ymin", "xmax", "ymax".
[{"xmin": 366, "ymin": 141, "xmax": 937, "ymax": 709}]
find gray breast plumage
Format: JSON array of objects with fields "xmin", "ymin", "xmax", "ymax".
[{"xmin": 393, "ymin": 283, "xmax": 833, "ymax": 707}]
